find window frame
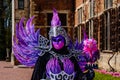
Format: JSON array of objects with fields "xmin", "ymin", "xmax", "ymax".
[
  {"xmin": 89, "ymin": 0, "xmax": 95, "ymax": 18},
  {"xmin": 103, "ymin": 12, "xmax": 110, "ymax": 50},
  {"xmin": 78, "ymin": 7, "xmax": 83, "ymax": 24},
  {"xmin": 104, "ymin": 0, "xmax": 113, "ymax": 9}
]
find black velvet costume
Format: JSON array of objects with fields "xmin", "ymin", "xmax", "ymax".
[{"xmin": 31, "ymin": 47, "xmax": 83, "ymax": 80}]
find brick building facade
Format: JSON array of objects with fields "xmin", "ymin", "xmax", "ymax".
[
  {"xmin": 13, "ymin": 0, "xmax": 75, "ymax": 38},
  {"xmin": 75, "ymin": 0, "xmax": 120, "ymax": 71},
  {"xmin": 12, "ymin": 0, "xmax": 120, "ymax": 71}
]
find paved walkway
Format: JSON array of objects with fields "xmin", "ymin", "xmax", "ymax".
[{"xmin": 0, "ymin": 61, "xmax": 33, "ymax": 80}]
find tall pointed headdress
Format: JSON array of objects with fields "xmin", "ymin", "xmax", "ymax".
[{"xmin": 49, "ymin": 9, "xmax": 70, "ymax": 46}]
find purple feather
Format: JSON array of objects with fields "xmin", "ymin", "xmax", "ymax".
[
  {"xmin": 35, "ymin": 29, "xmax": 40, "ymax": 42},
  {"xmin": 82, "ymin": 28, "xmax": 88, "ymax": 40},
  {"xmin": 51, "ymin": 8, "xmax": 61, "ymax": 27},
  {"xmin": 46, "ymin": 58, "xmax": 61, "ymax": 75},
  {"xmin": 13, "ymin": 34, "xmax": 40, "ymax": 67},
  {"xmin": 74, "ymin": 39, "xmax": 79, "ymax": 50},
  {"xmin": 46, "ymin": 58, "xmax": 74, "ymax": 76},
  {"xmin": 19, "ymin": 18, "xmax": 27, "ymax": 38},
  {"xmin": 13, "ymin": 17, "xmax": 40, "ymax": 67},
  {"xmin": 62, "ymin": 58, "xmax": 74, "ymax": 74},
  {"xmin": 26, "ymin": 16, "xmax": 35, "ymax": 34}
]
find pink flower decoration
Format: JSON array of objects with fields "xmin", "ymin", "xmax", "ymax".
[{"xmin": 83, "ymin": 38, "xmax": 98, "ymax": 58}]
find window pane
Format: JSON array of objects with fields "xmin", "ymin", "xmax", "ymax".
[
  {"xmin": 109, "ymin": 0, "xmax": 113, "ymax": 8},
  {"xmin": 104, "ymin": 0, "xmax": 108, "ymax": 9},
  {"xmin": 18, "ymin": 0, "xmax": 24, "ymax": 9},
  {"xmin": 59, "ymin": 13, "xmax": 67, "ymax": 26},
  {"xmin": 90, "ymin": 0, "xmax": 94, "ymax": 17},
  {"xmin": 47, "ymin": 13, "xmax": 52, "ymax": 26}
]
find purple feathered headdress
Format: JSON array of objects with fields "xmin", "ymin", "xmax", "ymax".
[
  {"xmin": 49, "ymin": 9, "xmax": 70, "ymax": 46},
  {"xmin": 51, "ymin": 8, "xmax": 61, "ymax": 27}
]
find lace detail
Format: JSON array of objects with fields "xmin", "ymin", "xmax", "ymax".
[
  {"xmin": 48, "ymin": 71, "xmax": 75, "ymax": 80},
  {"xmin": 49, "ymin": 47, "xmax": 81, "ymax": 60},
  {"xmin": 34, "ymin": 35, "xmax": 51, "ymax": 56}
]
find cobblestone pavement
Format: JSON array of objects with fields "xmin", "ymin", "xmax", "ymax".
[{"xmin": 0, "ymin": 61, "xmax": 33, "ymax": 80}]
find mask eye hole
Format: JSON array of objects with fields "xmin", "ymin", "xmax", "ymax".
[
  {"xmin": 52, "ymin": 35, "xmax": 65, "ymax": 42},
  {"xmin": 58, "ymin": 38, "xmax": 62, "ymax": 41},
  {"xmin": 52, "ymin": 38, "xmax": 56, "ymax": 42}
]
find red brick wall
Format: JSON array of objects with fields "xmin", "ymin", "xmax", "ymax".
[
  {"xmin": 75, "ymin": 0, "xmax": 83, "ymax": 8},
  {"xmin": 75, "ymin": 0, "xmax": 106, "ymax": 26},
  {"xmin": 33, "ymin": 0, "xmax": 73, "ymax": 11}
]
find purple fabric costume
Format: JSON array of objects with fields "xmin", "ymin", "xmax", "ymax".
[{"xmin": 13, "ymin": 9, "xmax": 99, "ymax": 80}]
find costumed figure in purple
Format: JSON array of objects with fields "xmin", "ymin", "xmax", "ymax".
[{"xmin": 13, "ymin": 9, "xmax": 99, "ymax": 80}]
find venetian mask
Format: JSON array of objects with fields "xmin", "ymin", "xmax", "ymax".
[{"xmin": 52, "ymin": 35, "xmax": 65, "ymax": 50}]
